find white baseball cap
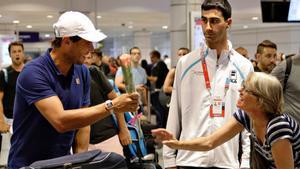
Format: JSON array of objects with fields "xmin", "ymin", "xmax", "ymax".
[{"xmin": 53, "ymin": 11, "xmax": 107, "ymax": 42}]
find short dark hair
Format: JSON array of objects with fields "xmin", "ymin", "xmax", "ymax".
[
  {"xmin": 256, "ymin": 40, "xmax": 277, "ymax": 54},
  {"xmin": 150, "ymin": 50, "xmax": 161, "ymax": 59},
  {"xmin": 8, "ymin": 41, "xmax": 24, "ymax": 53},
  {"xmin": 51, "ymin": 36, "xmax": 82, "ymax": 48},
  {"xmin": 129, "ymin": 46, "xmax": 140, "ymax": 54},
  {"xmin": 178, "ymin": 47, "xmax": 190, "ymax": 53},
  {"xmin": 92, "ymin": 49, "xmax": 103, "ymax": 59},
  {"xmin": 201, "ymin": 0, "xmax": 232, "ymax": 20}
]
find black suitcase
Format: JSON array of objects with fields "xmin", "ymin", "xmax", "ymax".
[
  {"xmin": 141, "ymin": 122, "xmax": 159, "ymax": 154},
  {"xmin": 23, "ymin": 150, "xmax": 127, "ymax": 169}
]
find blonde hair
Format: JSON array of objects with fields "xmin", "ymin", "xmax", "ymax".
[{"xmin": 246, "ymin": 72, "xmax": 284, "ymax": 117}]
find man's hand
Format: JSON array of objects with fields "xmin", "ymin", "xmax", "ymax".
[
  {"xmin": 0, "ymin": 121, "xmax": 10, "ymax": 133},
  {"xmin": 152, "ymin": 128, "xmax": 181, "ymax": 149},
  {"xmin": 152, "ymin": 128, "xmax": 174, "ymax": 142},
  {"xmin": 118, "ymin": 128, "xmax": 132, "ymax": 146},
  {"xmin": 135, "ymin": 84, "xmax": 145, "ymax": 92},
  {"xmin": 112, "ymin": 93, "xmax": 139, "ymax": 113}
]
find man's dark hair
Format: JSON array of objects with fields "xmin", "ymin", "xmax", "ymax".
[
  {"xmin": 129, "ymin": 46, "xmax": 140, "ymax": 54},
  {"xmin": 92, "ymin": 48, "xmax": 103, "ymax": 59},
  {"xmin": 256, "ymin": 40, "xmax": 277, "ymax": 54},
  {"xmin": 201, "ymin": 0, "xmax": 232, "ymax": 20},
  {"xmin": 8, "ymin": 41, "xmax": 24, "ymax": 53},
  {"xmin": 150, "ymin": 50, "xmax": 161, "ymax": 59},
  {"xmin": 178, "ymin": 47, "xmax": 190, "ymax": 53},
  {"xmin": 51, "ymin": 36, "xmax": 82, "ymax": 48}
]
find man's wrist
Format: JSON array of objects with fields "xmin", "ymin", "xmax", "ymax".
[{"xmin": 104, "ymin": 100, "xmax": 114, "ymax": 114}]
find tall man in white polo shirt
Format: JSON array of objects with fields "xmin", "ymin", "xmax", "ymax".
[{"xmin": 163, "ymin": 0, "xmax": 253, "ymax": 168}]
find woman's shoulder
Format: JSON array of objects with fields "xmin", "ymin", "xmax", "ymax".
[{"xmin": 266, "ymin": 114, "xmax": 295, "ymax": 144}]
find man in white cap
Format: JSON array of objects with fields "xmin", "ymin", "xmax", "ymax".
[{"xmin": 8, "ymin": 11, "xmax": 139, "ymax": 169}]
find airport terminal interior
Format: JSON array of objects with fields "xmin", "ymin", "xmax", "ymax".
[{"xmin": 0, "ymin": 0, "xmax": 300, "ymax": 168}]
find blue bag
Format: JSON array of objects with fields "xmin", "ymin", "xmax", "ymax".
[{"xmin": 108, "ymin": 80, "xmax": 149, "ymax": 159}]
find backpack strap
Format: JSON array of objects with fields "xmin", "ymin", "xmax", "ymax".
[
  {"xmin": 283, "ymin": 57, "xmax": 292, "ymax": 91},
  {"xmin": 2, "ymin": 68, "xmax": 8, "ymax": 83}
]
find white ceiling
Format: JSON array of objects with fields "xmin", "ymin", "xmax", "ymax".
[{"xmin": 0, "ymin": 0, "xmax": 298, "ymax": 38}]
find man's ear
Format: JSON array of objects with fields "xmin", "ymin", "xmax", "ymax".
[
  {"xmin": 62, "ymin": 37, "xmax": 71, "ymax": 45},
  {"xmin": 226, "ymin": 18, "xmax": 232, "ymax": 28},
  {"xmin": 256, "ymin": 53, "xmax": 261, "ymax": 60}
]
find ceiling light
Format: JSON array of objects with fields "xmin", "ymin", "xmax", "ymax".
[
  {"xmin": 162, "ymin": 25, "xmax": 168, "ymax": 29},
  {"xmin": 243, "ymin": 25, "xmax": 248, "ymax": 29},
  {"xmin": 0, "ymin": 14, "xmax": 2, "ymax": 18},
  {"xmin": 45, "ymin": 34, "xmax": 50, "ymax": 38},
  {"xmin": 47, "ymin": 15, "xmax": 53, "ymax": 18},
  {"xmin": 13, "ymin": 20, "xmax": 20, "ymax": 24},
  {"xmin": 252, "ymin": 17, "xmax": 258, "ymax": 21},
  {"xmin": 26, "ymin": 25, "xmax": 32, "ymax": 29},
  {"xmin": 128, "ymin": 25, "xmax": 133, "ymax": 29},
  {"xmin": 97, "ymin": 15, "xmax": 102, "ymax": 19}
]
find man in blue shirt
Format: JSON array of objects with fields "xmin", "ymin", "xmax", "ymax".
[
  {"xmin": 8, "ymin": 11, "xmax": 139, "ymax": 169},
  {"xmin": 115, "ymin": 46, "xmax": 147, "ymax": 92}
]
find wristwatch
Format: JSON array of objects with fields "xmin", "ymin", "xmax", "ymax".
[{"xmin": 105, "ymin": 100, "xmax": 114, "ymax": 114}]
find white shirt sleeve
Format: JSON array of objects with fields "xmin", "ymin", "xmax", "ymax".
[{"xmin": 163, "ymin": 60, "xmax": 183, "ymax": 168}]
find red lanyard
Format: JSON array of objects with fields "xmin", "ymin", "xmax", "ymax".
[
  {"xmin": 201, "ymin": 48, "xmax": 211, "ymax": 94},
  {"xmin": 200, "ymin": 48, "xmax": 230, "ymax": 117},
  {"xmin": 202, "ymin": 57, "xmax": 211, "ymax": 91}
]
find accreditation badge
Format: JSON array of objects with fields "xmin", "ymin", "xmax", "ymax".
[{"xmin": 210, "ymin": 95, "xmax": 225, "ymax": 117}]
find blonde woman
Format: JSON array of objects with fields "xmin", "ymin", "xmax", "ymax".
[{"xmin": 153, "ymin": 72, "xmax": 300, "ymax": 169}]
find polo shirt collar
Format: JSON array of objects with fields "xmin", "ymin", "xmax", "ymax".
[{"xmin": 46, "ymin": 48, "xmax": 75, "ymax": 77}]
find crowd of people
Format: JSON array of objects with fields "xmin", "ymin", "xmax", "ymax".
[{"xmin": 0, "ymin": 0, "xmax": 299, "ymax": 169}]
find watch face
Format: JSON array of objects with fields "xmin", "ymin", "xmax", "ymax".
[
  {"xmin": 107, "ymin": 101, "xmax": 113, "ymax": 108},
  {"xmin": 106, "ymin": 100, "xmax": 113, "ymax": 109}
]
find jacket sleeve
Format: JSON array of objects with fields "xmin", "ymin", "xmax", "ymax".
[
  {"xmin": 163, "ymin": 59, "xmax": 183, "ymax": 168},
  {"xmin": 239, "ymin": 129, "xmax": 251, "ymax": 168}
]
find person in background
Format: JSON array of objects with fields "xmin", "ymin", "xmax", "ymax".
[
  {"xmin": 8, "ymin": 11, "xmax": 139, "ymax": 169},
  {"xmin": 163, "ymin": 47, "xmax": 190, "ymax": 95},
  {"xmin": 162, "ymin": 0, "xmax": 253, "ymax": 168},
  {"xmin": 91, "ymin": 49, "xmax": 110, "ymax": 77},
  {"xmin": 235, "ymin": 46, "xmax": 249, "ymax": 59},
  {"xmin": 254, "ymin": 40, "xmax": 277, "ymax": 73},
  {"xmin": 153, "ymin": 72, "xmax": 300, "ymax": 169},
  {"xmin": 148, "ymin": 50, "xmax": 169, "ymax": 128},
  {"xmin": 115, "ymin": 46, "xmax": 148, "ymax": 108},
  {"xmin": 141, "ymin": 59, "xmax": 150, "ymax": 75},
  {"xmin": 0, "ymin": 41, "xmax": 25, "ymax": 167},
  {"xmin": 102, "ymin": 55, "xmax": 110, "ymax": 65},
  {"xmin": 276, "ymin": 52, "xmax": 285, "ymax": 65},
  {"xmin": 271, "ymin": 53, "xmax": 300, "ymax": 123},
  {"xmin": 83, "ymin": 52, "xmax": 131, "ymax": 156},
  {"xmin": 115, "ymin": 47, "xmax": 147, "ymax": 93},
  {"xmin": 108, "ymin": 57, "xmax": 119, "ymax": 79}
]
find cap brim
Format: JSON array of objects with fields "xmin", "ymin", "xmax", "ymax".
[{"xmin": 78, "ymin": 31, "xmax": 107, "ymax": 42}]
